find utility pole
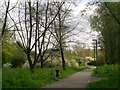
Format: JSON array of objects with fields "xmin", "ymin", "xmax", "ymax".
[
  {"xmin": 93, "ymin": 39, "xmax": 98, "ymax": 68},
  {"xmin": 96, "ymin": 39, "xmax": 98, "ymax": 67},
  {"xmin": 93, "ymin": 45, "xmax": 96, "ymax": 61}
]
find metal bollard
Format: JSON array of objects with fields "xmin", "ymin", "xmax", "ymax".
[{"xmin": 56, "ymin": 69, "xmax": 59, "ymax": 79}]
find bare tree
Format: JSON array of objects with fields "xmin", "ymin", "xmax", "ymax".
[
  {"xmin": 49, "ymin": 2, "xmax": 81, "ymax": 70},
  {"xmin": 8, "ymin": 1, "xmax": 64, "ymax": 72},
  {"xmin": 1, "ymin": 0, "xmax": 18, "ymax": 38},
  {"xmin": 1, "ymin": 0, "xmax": 10, "ymax": 38}
]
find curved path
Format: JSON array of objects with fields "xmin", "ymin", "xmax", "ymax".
[{"xmin": 43, "ymin": 68, "xmax": 95, "ymax": 88}]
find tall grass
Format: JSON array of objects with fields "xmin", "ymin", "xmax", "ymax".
[
  {"xmin": 0, "ymin": 68, "xmax": 2, "ymax": 89},
  {"xmin": 3, "ymin": 66, "xmax": 87, "ymax": 88},
  {"xmin": 88, "ymin": 64, "xmax": 119, "ymax": 88}
]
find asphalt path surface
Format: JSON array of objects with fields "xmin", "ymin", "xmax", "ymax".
[{"xmin": 43, "ymin": 68, "xmax": 96, "ymax": 88}]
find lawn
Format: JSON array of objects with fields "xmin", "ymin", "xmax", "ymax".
[
  {"xmin": 3, "ymin": 66, "xmax": 88, "ymax": 89},
  {"xmin": 87, "ymin": 64, "xmax": 119, "ymax": 88}
]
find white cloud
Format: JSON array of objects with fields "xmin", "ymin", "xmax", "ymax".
[
  {"xmin": 68, "ymin": 0, "xmax": 98, "ymax": 48},
  {"xmin": 1, "ymin": 0, "xmax": 98, "ymax": 49}
]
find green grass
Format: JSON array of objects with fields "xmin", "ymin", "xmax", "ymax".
[
  {"xmin": 87, "ymin": 64, "xmax": 119, "ymax": 88},
  {"xmin": 0, "ymin": 68, "xmax": 2, "ymax": 89},
  {"xmin": 3, "ymin": 66, "xmax": 88, "ymax": 89}
]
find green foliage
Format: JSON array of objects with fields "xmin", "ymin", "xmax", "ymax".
[
  {"xmin": 97, "ymin": 51, "xmax": 106, "ymax": 65},
  {"xmin": 64, "ymin": 50, "xmax": 88, "ymax": 66},
  {"xmin": 0, "ymin": 68, "xmax": 2, "ymax": 89},
  {"xmin": 10, "ymin": 47, "xmax": 26, "ymax": 67},
  {"xmin": 2, "ymin": 42, "xmax": 14, "ymax": 64},
  {"xmin": 88, "ymin": 77, "xmax": 118, "ymax": 88},
  {"xmin": 90, "ymin": 2, "xmax": 120, "ymax": 64},
  {"xmin": 88, "ymin": 64, "xmax": 119, "ymax": 88},
  {"xmin": 2, "ymin": 30, "xmax": 26, "ymax": 67},
  {"xmin": 2, "ymin": 30, "xmax": 13, "ymax": 64},
  {"xmin": 2, "ymin": 42, "xmax": 26, "ymax": 67},
  {"xmin": 75, "ymin": 58, "xmax": 81, "ymax": 66},
  {"xmin": 3, "ymin": 66, "xmax": 87, "ymax": 88},
  {"xmin": 92, "ymin": 64, "xmax": 118, "ymax": 77}
]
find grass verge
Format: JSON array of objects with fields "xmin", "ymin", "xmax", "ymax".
[
  {"xmin": 87, "ymin": 64, "xmax": 119, "ymax": 88},
  {"xmin": 0, "ymin": 68, "xmax": 2, "ymax": 89},
  {"xmin": 3, "ymin": 66, "xmax": 88, "ymax": 89}
]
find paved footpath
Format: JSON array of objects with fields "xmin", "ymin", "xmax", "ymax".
[{"xmin": 43, "ymin": 68, "xmax": 96, "ymax": 88}]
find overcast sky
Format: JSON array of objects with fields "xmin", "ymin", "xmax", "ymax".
[
  {"xmin": 67, "ymin": 0, "xmax": 98, "ymax": 48},
  {"xmin": 0, "ymin": 0, "xmax": 99, "ymax": 49}
]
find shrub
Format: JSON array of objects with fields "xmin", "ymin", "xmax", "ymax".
[
  {"xmin": 97, "ymin": 53, "xmax": 106, "ymax": 66},
  {"xmin": 10, "ymin": 45, "xmax": 26, "ymax": 68},
  {"xmin": 11, "ymin": 54, "xmax": 26, "ymax": 68},
  {"xmin": 2, "ymin": 42, "xmax": 14, "ymax": 65},
  {"xmin": 3, "ymin": 42, "xmax": 26, "ymax": 67}
]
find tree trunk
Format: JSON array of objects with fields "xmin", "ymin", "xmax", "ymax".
[
  {"xmin": 27, "ymin": 53, "xmax": 35, "ymax": 72},
  {"xmin": 104, "ymin": 43, "xmax": 109, "ymax": 64},
  {"xmin": 60, "ymin": 43, "xmax": 65, "ymax": 70},
  {"xmin": 30, "ymin": 64, "xmax": 35, "ymax": 73},
  {"xmin": 40, "ymin": 56, "xmax": 44, "ymax": 68},
  {"xmin": 2, "ymin": 1, "xmax": 10, "ymax": 37}
]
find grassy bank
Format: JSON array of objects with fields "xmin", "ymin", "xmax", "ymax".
[
  {"xmin": 3, "ymin": 66, "xmax": 88, "ymax": 89},
  {"xmin": 0, "ymin": 68, "xmax": 2, "ymax": 89},
  {"xmin": 87, "ymin": 64, "xmax": 119, "ymax": 88}
]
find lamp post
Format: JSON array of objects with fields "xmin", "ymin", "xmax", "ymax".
[
  {"xmin": 92, "ymin": 39, "xmax": 98, "ymax": 68},
  {"xmin": 93, "ymin": 43, "xmax": 96, "ymax": 61}
]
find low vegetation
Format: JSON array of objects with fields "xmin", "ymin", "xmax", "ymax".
[
  {"xmin": 87, "ymin": 64, "xmax": 119, "ymax": 88},
  {"xmin": 3, "ymin": 66, "xmax": 89, "ymax": 89},
  {"xmin": 0, "ymin": 68, "xmax": 2, "ymax": 89}
]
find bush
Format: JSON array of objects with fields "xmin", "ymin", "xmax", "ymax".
[
  {"xmin": 3, "ymin": 42, "xmax": 26, "ymax": 67},
  {"xmin": 97, "ymin": 53, "xmax": 106, "ymax": 66},
  {"xmin": 11, "ymin": 54, "xmax": 26, "ymax": 68},
  {"xmin": 10, "ymin": 45, "xmax": 26, "ymax": 68},
  {"xmin": 2, "ymin": 42, "xmax": 14, "ymax": 65},
  {"xmin": 75, "ymin": 58, "xmax": 81, "ymax": 66}
]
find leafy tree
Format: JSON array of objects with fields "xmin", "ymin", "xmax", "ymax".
[{"xmin": 90, "ymin": 2, "xmax": 120, "ymax": 64}]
